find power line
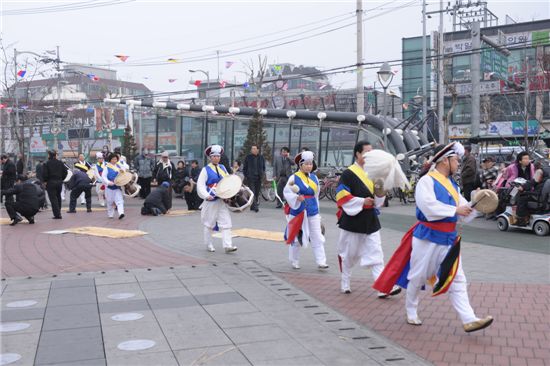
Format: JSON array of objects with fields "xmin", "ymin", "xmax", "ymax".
[{"xmin": 2, "ymin": 0, "xmax": 135, "ymax": 15}]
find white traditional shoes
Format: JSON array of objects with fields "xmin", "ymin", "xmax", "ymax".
[
  {"xmin": 463, "ymin": 316, "xmax": 494, "ymax": 333},
  {"xmin": 377, "ymin": 285, "xmax": 402, "ymax": 299}
]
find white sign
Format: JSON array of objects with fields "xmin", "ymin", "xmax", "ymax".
[
  {"xmin": 444, "ymin": 31, "xmax": 532, "ymax": 55},
  {"xmin": 445, "ymin": 81, "xmax": 501, "ymax": 96},
  {"xmin": 30, "ymin": 136, "xmax": 47, "ymax": 153}
]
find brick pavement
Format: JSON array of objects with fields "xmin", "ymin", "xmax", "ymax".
[
  {"xmin": 1, "ymin": 206, "xmax": 205, "ymax": 278},
  {"xmin": 280, "ymin": 272, "xmax": 550, "ymax": 366}
]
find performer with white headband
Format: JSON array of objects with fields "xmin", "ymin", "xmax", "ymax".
[
  {"xmin": 374, "ymin": 142, "xmax": 494, "ymax": 333},
  {"xmin": 197, "ymin": 144, "xmax": 237, "ymax": 253},
  {"xmin": 92, "ymin": 152, "xmax": 106, "ymax": 207},
  {"xmin": 335, "ymin": 140, "xmax": 402, "ymax": 298},
  {"xmin": 101, "ymin": 153, "xmax": 125, "ymax": 219},
  {"xmin": 283, "ymin": 151, "xmax": 328, "ymax": 270}
]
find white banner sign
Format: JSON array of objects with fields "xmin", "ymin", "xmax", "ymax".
[{"xmin": 445, "ymin": 80, "xmax": 501, "ymax": 96}]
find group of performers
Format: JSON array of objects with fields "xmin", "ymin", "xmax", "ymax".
[{"xmin": 198, "ymin": 141, "xmax": 493, "ymax": 334}]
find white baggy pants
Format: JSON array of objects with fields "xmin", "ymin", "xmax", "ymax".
[
  {"xmin": 105, "ymin": 188, "xmax": 124, "ymax": 217},
  {"xmin": 288, "ymin": 214, "xmax": 327, "ymax": 266},
  {"xmin": 406, "ymin": 237, "xmax": 477, "ymax": 324},
  {"xmin": 337, "ymin": 229, "xmax": 384, "ymax": 282},
  {"xmin": 201, "ymin": 199, "xmax": 233, "ymax": 249}
]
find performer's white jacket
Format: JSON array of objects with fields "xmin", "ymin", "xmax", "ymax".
[{"xmin": 406, "ymin": 171, "xmax": 479, "ymax": 324}]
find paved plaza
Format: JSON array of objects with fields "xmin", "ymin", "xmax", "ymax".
[{"xmin": 1, "ymin": 197, "xmax": 549, "ymax": 366}]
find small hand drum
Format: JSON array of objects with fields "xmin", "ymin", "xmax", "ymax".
[
  {"xmin": 471, "ymin": 189, "xmax": 499, "ymax": 214},
  {"xmin": 215, "ymin": 175, "xmax": 242, "ymax": 199}
]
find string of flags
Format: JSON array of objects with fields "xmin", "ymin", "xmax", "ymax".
[
  {"xmin": 17, "ymin": 70, "xmax": 26, "ymax": 78},
  {"xmin": 115, "ymin": 55, "xmax": 129, "ymax": 62},
  {"xmin": 87, "ymin": 74, "xmax": 100, "ymax": 81},
  {"xmin": 167, "ymin": 58, "xmax": 178, "ymax": 63},
  {"xmin": 225, "ymin": 61, "xmax": 234, "ymax": 69}
]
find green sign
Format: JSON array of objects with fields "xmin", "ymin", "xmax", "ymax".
[
  {"xmin": 481, "ymin": 44, "xmax": 507, "ymax": 79},
  {"xmin": 532, "ymin": 31, "xmax": 550, "ymax": 47}
]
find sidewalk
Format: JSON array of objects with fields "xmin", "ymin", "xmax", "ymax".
[{"xmin": 1, "ymin": 262, "xmax": 428, "ymax": 366}]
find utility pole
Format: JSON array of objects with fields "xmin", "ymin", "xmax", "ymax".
[
  {"xmin": 524, "ymin": 56, "xmax": 530, "ymax": 152},
  {"xmin": 13, "ymin": 48, "xmax": 20, "ymax": 153},
  {"xmin": 470, "ymin": 21, "xmax": 481, "ymax": 140},
  {"xmin": 421, "ymin": 0, "xmax": 428, "ymax": 138},
  {"xmin": 54, "ymin": 45, "xmax": 61, "ymax": 150},
  {"xmin": 438, "ymin": 0, "xmax": 445, "ymax": 144},
  {"xmin": 356, "ymin": 0, "xmax": 364, "ymax": 113},
  {"xmin": 216, "ymin": 50, "xmax": 220, "ymax": 104}
]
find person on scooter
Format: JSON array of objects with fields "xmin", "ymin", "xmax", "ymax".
[
  {"xmin": 505, "ymin": 151, "xmax": 535, "ymax": 188},
  {"xmin": 516, "ymin": 169, "xmax": 547, "ymax": 226}
]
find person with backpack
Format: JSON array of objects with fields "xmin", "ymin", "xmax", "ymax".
[{"xmin": 134, "ymin": 148, "xmax": 155, "ymax": 198}]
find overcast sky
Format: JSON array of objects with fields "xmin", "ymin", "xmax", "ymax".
[{"xmin": 2, "ymin": 0, "xmax": 549, "ymax": 97}]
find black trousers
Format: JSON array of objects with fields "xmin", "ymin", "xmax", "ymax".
[
  {"xmin": 276, "ymin": 176, "xmax": 288, "ymax": 205},
  {"xmin": 516, "ymin": 192, "xmax": 538, "ymax": 218},
  {"xmin": 462, "ymin": 183, "xmax": 476, "ymax": 201},
  {"xmin": 69, "ymin": 186, "xmax": 92, "ymax": 211},
  {"xmin": 138, "ymin": 177, "xmax": 152, "ymax": 198},
  {"xmin": 46, "ymin": 180, "xmax": 63, "ymax": 218},
  {"xmin": 6, "ymin": 200, "xmax": 38, "ymax": 221},
  {"xmin": 247, "ymin": 177, "xmax": 261, "ymax": 209}
]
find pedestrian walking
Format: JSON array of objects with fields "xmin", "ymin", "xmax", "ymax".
[
  {"xmin": 243, "ymin": 145, "xmax": 265, "ymax": 212},
  {"xmin": 134, "ymin": 148, "xmax": 155, "ymax": 198},
  {"xmin": 273, "ymin": 147, "xmax": 294, "ymax": 208}
]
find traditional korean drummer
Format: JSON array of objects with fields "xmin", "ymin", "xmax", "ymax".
[
  {"xmin": 101, "ymin": 153, "xmax": 126, "ymax": 220},
  {"xmin": 196, "ymin": 144, "xmax": 238, "ymax": 253}
]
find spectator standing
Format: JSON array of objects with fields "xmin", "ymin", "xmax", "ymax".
[
  {"xmin": 272, "ymin": 147, "xmax": 294, "ymax": 208},
  {"xmin": 42, "ymin": 150, "xmax": 68, "ymax": 219},
  {"xmin": 153, "ymin": 151, "xmax": 176, "ymax": 186},
  {"xmin": 134, "ymin": 148, "xmax": 155, "ymax": 198},
  {"xmin": 1, "ymin": 154, "xmax": 16, "ymax": 206},
  {"xmin": 460, "ymin": 145, "xmax": 477, "ymax": 200}
]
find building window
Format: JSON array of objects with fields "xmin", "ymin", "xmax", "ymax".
[{"xmin": 452, "ymin": 55, "xmax": 470, "ymax": 82}]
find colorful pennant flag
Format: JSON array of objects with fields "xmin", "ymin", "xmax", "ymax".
[
  {"xmin": 87, "ymin": 74, "xmax": 99, "ymax": 81},
  {"xmin": 225, "ymin": 61, "xmax": 234, "ymax": 69},
  {"xmin": 318, "ymin": 83, "xmax": 327, "ymax": 90},
  {"xmin": 168, "ymin": 79, "xmax": 177, "ymax": 83},
  {"xmin": 167, "ymin": 58, "xmax": 178, "ymax": 63},
  {"xmin": 243, "ymin": 82, "xmax": 250, "ymax": 88},
  {"xmin": 272, "ymin": 65, "xmax": 282, "ymax": 74},
  {"xmin": 17, "ymin": 70, "xmax": 26, "ymax": 78},
  {"xmin": 219, "ymin": 80, "xmax": 226, "ymax": 88},
  {"xmin": 194, "ymin": 80, "xmax": 202, "ymax": 87},
  {"xmin": 0, "ymin": 104, "xmax": 6, "ymax": 109},
  {"xmin": 115, "ymin": 55, "xmax": 129, "ymax": 62}
]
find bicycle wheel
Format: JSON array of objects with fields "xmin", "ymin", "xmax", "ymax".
[
  {"xmin": 261, "ymin": 185, "xmax": 276, "ymax": 202},
  {"xmin": 328, "ymin": 184, "xmax": 338, "ymax": 202},
  {"xmin": 319, "ymin": 181, "xmax": 326, "ymax": 200}
]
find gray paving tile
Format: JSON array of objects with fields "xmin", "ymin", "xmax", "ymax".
[
  {"xmin": 43, "ymin": 303, "xmax": 100, "ymax": 331},
  {"xmin": 186, "ymin": 284, "xmax": 236, "ymax": 296},
  {"xmin": 210, "ymin": 311, "xmax": 274, "ymax": 329},
  {"xmin": 195, "ymin": 292, "xmax": 245, "ymax": 306},
  {"xmin": 96, "ymin": 283, "xmax": 145, "ymax": 303},
  {"xmin": 238, "ymin": 339, "xmax": 312, "ymax": 363},
  {"xmin": 4, "ymin": 280, "xmax": 52, "ymax": 292},
  {"xmin": 98, "ymin": 299, "xmax": 150, "ymax": 314},
  {"xmin": 224, "ymin": 324, "xmax": 289, "ymax": 344},
  {"xmin": 37, "ymin": 358, "xmax": 106, "ymax": 366},
  {"xmin": 35, "ymin": 327, "xmax": 104, "ymax": 365},
  {"xmin": 203, "ymin": 302, "xmax": 258, "ymax": 316},
  {"xmin": 94, "ymin": 274, "xmax": 137, "ymax": 286},
  {"xmin": 297, "ymin": 335, "xmax": 380, "ymax": 365},
  {"xmin": 47, "ymin": 286, "xmax": 97, "ymax": 307},
  {"xmin": 180, "ymin": 276, "xmax": 227, "ymax": 287},
  {"xmin": 106, "ymin": 351, "xmax": 178, "ymax": 366},
  {"xmin": 256, "ymin": 355, "xmax": 325, "ymax": 366},
  {"xmin": 50, "ymin": 278, "xmax": 95, "ymax": 289},
  {"xmin": 0, "ymin": 307, "xmax": 46, "ymax": 322},
  {"xmin": 102, "ymin": 322, "xmax": 170, "ymax": 358},
  {"xmin": 174, "ymin": 345, "xmax": 251, "ymax": 366},
  {"xmin": 133, "ymin": 271, "xmax": 179, "ymax": 283},
  {"xmin": 141, "ymin": 287, "xmax": 190, "ymax": 299},
  {"xmin": 137, "ymin": 279, "xmax": 184, "ymax": 291},
  {"xmin": 163, "ymin": 323, "xmax": 233, "ymax": 350},
  {"xmin": 147, "ymin": 295, "xmax": 198, "ymax": 310},
  {"xmin": 153, "ymin": 307, "xmax": 214, "ymax": 327}
]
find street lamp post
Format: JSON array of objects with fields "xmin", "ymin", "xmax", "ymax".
[
  {"xmin": 377, "ymin": 62, "xmax": 394, "ymax": 117},
  {"xmin": 189, "ymin": 69, "xmax": 210, "ymax": 105}
]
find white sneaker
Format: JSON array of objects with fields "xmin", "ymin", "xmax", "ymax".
[
  {"xmin": 207, "ymin": 244, "xmax": 215, "ymax": 252},
  {"xmin": 318, "ymin": 263, "xmax": 329, "ymax": 269},
  {"xmin": 377, "ymin": 285, "xmax": 402, "ymax": 299},
  {"xmin": 100, "ymin": 203, "xmax": 105, "ymax": 207},
  {"xmin": 224, "ymin": 246, "xmax": 237, "ymax": 253},
  {"xmin": 291, "ymin": 261, "xmax": 300, "ymax": 269}
]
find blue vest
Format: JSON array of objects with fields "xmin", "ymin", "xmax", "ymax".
[
  {"xmin": 413, "ymin": 176, "xmax": 459, "ymax": 245},
  {"xmin": 106, "ymin": 163, "xmax": 121, "ymax": 190},
  {"xmin": 289, "ymin": 172, "xmax": 319, "ymax": 217},
  {"xmin": 96, "ymin": 162, "xmax": 104, "ymax": 175},
  {"xmin": 204, "ymin": 163, "xmax": 228, "ymax": 200}
]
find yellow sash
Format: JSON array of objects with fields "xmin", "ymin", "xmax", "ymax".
[
  {"xmin": 428, "ymin": 170, "xmax": 459, "ymax": 206},
  {"xmin": 349, "ymin": 163, "xmax": 374, "ymax": 194},
  {"xmin": 106, "ymin": 162, "xmax": 120, "ymax": 173},
  {"xmin": 295, "ymin": 171, "xmax": 317, "ymax": 194},
  {"xmin": 208, "ymin": 163, "xmax": 228, "ymax": 177}
]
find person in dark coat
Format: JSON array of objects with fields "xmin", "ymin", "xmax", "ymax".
[
  {"xmin": 66, "ymin": 163, "xmax": 93, "ymax": 213},
  {"xmin": 460, "ymin": 145, "xmax": 477, "ymax": 200},
  {"xmin": 35, "ymin": 160, "xmax": 44, "ymax": 182},
  {"xmin": 16, "ymin": 153, "xmax": 24, "ymax": 176},
  {"xmin": 189, "ymin": 160, "xmax": 202, "ymax": 210},
  {"xmin": 1, "ymin": 154, "xmax": 17, "ymax": 205},
  {"xmin": 173, "ymin": 160, "xmax": 189, "ymax": 197},
  {"xmin": 153, "ymin": 151, "xmax": 176, "ymax": 186},
  {"xmin": 42, "ymin": 150, "xmax": 68, "ymax": 219},
  {"xmin": 243, "ymin": 145, "xmax": 266, "ymax": 212},
  {"xmin": 30, "ymin": 178, "xmax": 47, "ymax": 210},
  {"xmin": 220, "ymin": 153, "xmax": 233, "ymax": 174},
  {"xmin": 273, "ymin": 147, "xmax": 294, "ymax": 208},
  {"xmin": 3, "ymin": 175, "xmax": 40, "ymax": 225},
  {"xmin": 141, "ymin": 181, "xmax": 172, "ymax": 215}
]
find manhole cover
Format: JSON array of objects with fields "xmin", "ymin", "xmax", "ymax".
[
  {"xmin": 6, "ymin": 300, "xmax": 37, "ymax": 308},
  {"xmin": 117, "ymin": 339, "xmax": 156, "ymax": 351},
  {"xmin": 0, "ymin": 323, "xmax": 31, "ymax": 332},
  {"xmin": 111, "ymin": 313, "xmax": 144, "ymax": 322},
  {"xmin": 107, "ymin": 293, "xmax": 135, "ymax": 300},
  {"xmin": 0, "ymin": 353, "xmax": 22, "ymax": 365}
]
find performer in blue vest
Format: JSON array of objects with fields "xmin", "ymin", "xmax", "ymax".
[
  {"xmin": 196, "ymin": 145, "xmax": 237, "ymax": 253},
  {"xmin": 374, "ymin": 142, "xmax": 493, "ymax": 333},
  {"xmin": 101, "ymin": 153, "xmax": 125, "ymax": 219},
  {"xmin": 283, "ymin": 151, "xmax": 328, "ymax": 270},
  {"xmin": 92, "ymin": 152, "xmax": 106, "ymax": 207}
]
